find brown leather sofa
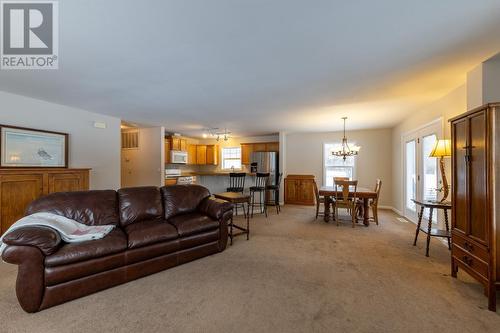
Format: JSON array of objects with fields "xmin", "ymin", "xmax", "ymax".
[{"xmin": 1, "ymin": 185, "xmax": 232, "ymax": 313}]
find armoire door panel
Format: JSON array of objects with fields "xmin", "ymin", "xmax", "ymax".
[
  {"xmin": 0, "ymin": 174, "xmax": 44, "ymax": 233},
  {"xmin": 452, "ymin": 119, "xmax": 468, "ymax": 233},
  {"xmin": 469, "ymin": 112, "xmax": 488, "ymax": 244},
  {"xmin": 48, "ymin": 173, "xmax": 86, "ymax": 193}
]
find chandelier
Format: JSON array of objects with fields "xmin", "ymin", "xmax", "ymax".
[{"xmin": 332, "ymin": 117, "xmax": 360, "ymax": 161}]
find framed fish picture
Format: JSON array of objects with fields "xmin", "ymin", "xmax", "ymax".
[{"xmin": 0, "ymin": 125, "xmax": 68, "ymax": 168}]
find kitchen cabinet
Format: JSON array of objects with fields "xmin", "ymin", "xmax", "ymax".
[
  {"xmin": 187, "ymin": 144, "xmax": 197, "ymax": 165},
  {"xmin": 449, "ymin": 103, "xmax": 500, "ymax": 311},
  {"xmin": 166, "ymin": 136, "xmax": 187, "ymax": 151},
  {"xmin": 165, "ymin": 178, "xmax": 177, "ymax": 186},
  {"xmin": 0, "ymin": 168, "xmax": 90, "ymax": 235},
  {"xmin": 241, "ymin": 144, "xmax": 254, "ymax": 165},
  {"xmin": 206, "ymin": 145, "xmax": 219, "ymax": 165},
  {"xmin": 266, "ymin": 142, "xmax": 279, "ymax": 152},
  {"xmin": 253, "ymin": 143, "xmax": 267, "ymax": 152},
  {"xmin": 189, "ymin": 144, "xmax": 220, "ymax": 165},
  {"xmin": 196, "ymin": 145, "xmax": 207, "ymax": 165},
  {"xmin": 164, "ymin": 139, "xmax": 171, "ymax": 164},
  {"xmin": 240, "ymin": 142, "xmax": 279, "ymax": 164},
  {"xmin": 284, "ymin": 175, "xmax": 315, "ymax": 205}
]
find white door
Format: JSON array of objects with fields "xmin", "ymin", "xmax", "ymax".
[{"xmin": 403, "ymin": 120, "xmax": 441, "ymax": 224}]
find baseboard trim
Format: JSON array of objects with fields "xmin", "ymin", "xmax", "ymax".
[{"xmin": 378, "ymin": 205, "xmax": 403, "ymax": 216}]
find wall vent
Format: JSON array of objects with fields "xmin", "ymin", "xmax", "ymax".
[{"xmin": 121, "ymin": 130, "xmax": 139, "ymax": 149}]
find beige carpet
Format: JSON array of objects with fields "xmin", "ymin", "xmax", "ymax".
[{"xmin": 1, "ymin": 206, "xmax": 499, "ymax": 332}]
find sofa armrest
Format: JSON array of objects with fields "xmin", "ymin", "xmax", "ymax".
[
  {"xmin": 198, "ymin": 197, "xmax": 233, "ymax": 220},
  {"xmin": 2, "ymin": 226, "xmax": 61, "ymax": 256},
  {"xmin": 1, "ymin": 245, "xmax": 45, "ymax": 313}
]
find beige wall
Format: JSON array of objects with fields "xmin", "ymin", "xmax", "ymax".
[
  {"xmin": 483, "ymin": 57, "xmax": 500, "ymax": 105},
  {"xmin": 121, "ymin": 127, "xmax": 165, "ymax": 187},
  {"xmin": 0, "ymin": 91, "xmax": 121, "ymax": 190},
  {"xmin": 391, "ymin": 85, "xmax": 467, "ymax": 214},
  {"xmin": 284, "ymin": 129, "xmax": 393, "ymax": 206},
  {"xmin": 466, "ymin": 65, "xmax": 483, "ymax": 110}
]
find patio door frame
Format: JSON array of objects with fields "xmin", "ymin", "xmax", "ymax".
[{"xmin": 402, "ymin": 118, "xmax": 443, "ymax": 224}]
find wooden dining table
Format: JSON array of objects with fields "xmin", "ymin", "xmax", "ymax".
[{"xmin": 319, "ymin": 186, "xmax": 377, "ymax": 226}]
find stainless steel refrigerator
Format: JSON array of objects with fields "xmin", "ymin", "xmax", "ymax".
[{"xmin": 251, "ymin": 152, "xmax": 279, "ymax": 185}]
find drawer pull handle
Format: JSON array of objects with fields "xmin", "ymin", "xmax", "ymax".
[
  {"xmin": 462, "ymin": 255, "xmax": 473, "ymax": 266},
  {"xmin": 464, "ymin": 242, "xmax": 474, "ymax": 252}
]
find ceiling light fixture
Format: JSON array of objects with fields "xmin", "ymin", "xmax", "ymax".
[
  {"xmin": 215, "ymin": 128, "xmax": 231, "ymax": 141},
  {"xmin": 332, "ymin": 117, "xmax": 360, "ymax": 161}
]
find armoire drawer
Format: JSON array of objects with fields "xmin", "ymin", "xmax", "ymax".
[
  {"xmin": 452, "ymin": 232, "xmax": 489, "ymax": 262},
  {"xmin": 452, "ymin": 244, "xmax": 489, "ymax": 280}
]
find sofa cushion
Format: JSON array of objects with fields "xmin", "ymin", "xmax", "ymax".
[
  {"xmin": 27, "ymin": 190, "xmax": 119, "ymax": 226},
  {"xmin": 168, "ymin": 212, "xmax": 219, "ymax": 237},
  {"xmin": 45, "ymin": 229, "xmax": 127, "ymax": 267},
  {"xmin": 118, "ymin": 187, "xmax": 163, "ymax": 227},
  {"xmin": 124, "ymin": 219, "xmax": 178, "ymax": 249},
  {"xmin": 161, "ymin": 185, "xmax": 210, "ymax": 220}
]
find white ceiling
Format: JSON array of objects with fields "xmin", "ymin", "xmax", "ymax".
[{"xmin": 2, "ymin": 0, "xmax": 500, "ymax": 137}]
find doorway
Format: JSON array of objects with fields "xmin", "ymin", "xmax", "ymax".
[{"xmin": 403, "ymin": 119, "xmax": 442, "ymax": 224}]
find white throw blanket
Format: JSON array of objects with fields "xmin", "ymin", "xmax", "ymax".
[{"xmin": 0, "ymin": 212, "xmax": 115, "ymax": 256}]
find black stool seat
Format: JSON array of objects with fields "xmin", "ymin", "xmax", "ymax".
[
  {"xmin": 249, "ymin": 186, "xmax": 266, "ymax": 191},
  {"xmin": 266, "ymin": 185, "xmax": 279, "ymax": 190}
]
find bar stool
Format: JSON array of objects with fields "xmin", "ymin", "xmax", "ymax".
[
  {"xmin": 266, "ymin": 172, "xmax": 283, "ymax": 214},
  {"xmin": 227, "ymin": 172, "xmax": 246, "ymax": 216},
  {"xmin": 250, "ymin": 172, "xmax": 270, "ymax": 218}
]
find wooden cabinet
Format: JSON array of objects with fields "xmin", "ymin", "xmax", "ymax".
[
  {"xmin": 241, "ymin": 144, "xmax": 254, "ymax": 165},
  {"xmin": 206, "ymin": 145, "xmax": 219, "ymax": 165},
  {"xmin": 166, "ymin": 136, "xmax": 187, "ymax": 151},
  {"xmin": 266, "ymin": 142, "xmax": 279, "ymax": 152},
  {"xmin": 187, "ymin": 144, "xmax": 197, "ymax": 165},
  {"xmin": 164, "ymin": 139, "xmax": 171, "ymax": 164},
  {"xmin": 0, "ymin": 168, "xmax": 90, "ymax": 235},
  {"xmin": 190, "ymin": 144, "xmax": 219, "ymax": 165},
  {"xmin": 450, "ymin": 103, "xmax": 499, "ymax": 311},
  {"xmin": 180, "ymin": 139, "xmax": 187, "ymax": 151},
  {"xmin": 284, "ymin": 175, "xmax": 315, "ymax": 205},
  {"xmin": 165, "ymin": 178, "xmax": 177, "ymax": 186},
  {"xmin": 196, "ymin": 145, "xmax": 207, "ymax": 165},
  {"xmin": 240, "ymin": 142, "xmax": 279, "ymax": 164},
  {"xmin": 253, "ymin": 143, "xmax": 267, "ymax": 152}
]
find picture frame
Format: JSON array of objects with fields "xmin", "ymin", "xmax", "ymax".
[{"xmin": 0, "ymin": 125, "xmax": 68, "ymax": 168}]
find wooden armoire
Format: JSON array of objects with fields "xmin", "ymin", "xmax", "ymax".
[
  {"xmin": 0, "ymin": 168, "xmax": 90, "ymax": 235},
  {"xmin": 449, "ymin": 103, "xmax": 500, "ymax": 311}
]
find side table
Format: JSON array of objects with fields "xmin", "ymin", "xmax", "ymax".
[{"xmin": 412, "ymin": 199, "xmax": 452, "ymax": 257}]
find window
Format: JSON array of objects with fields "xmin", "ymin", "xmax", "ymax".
[
  {"xmin": 323, "ymin": 143, "xmax": 356, "ymax": 186},
  {"xmin": 221, "ymin": 147, "xmax": 242, "ymax": 170}
]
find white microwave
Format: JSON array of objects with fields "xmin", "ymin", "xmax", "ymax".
[{"xmin": 170, "ymin": 150, "xmax": 188, "ymax": 164}]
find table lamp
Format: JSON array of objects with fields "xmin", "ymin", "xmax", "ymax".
[{"xmin": 429, "ymin": 139, "xmax": 451, "ymax": 202}]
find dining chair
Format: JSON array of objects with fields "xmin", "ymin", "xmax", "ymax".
[
  {"xmin": 333, "ymin": 177, "xmax": 349, "ymax": 183},
  {"xmin": 356, "ymin": 179, "xmax": 382, "ymax": 225},
  {"xmin": 370, "ymin": 179, "xmax": 382, "ymax": 225},
  {"xmin": 227, "ymin": 172, "xmax": 247, "ymax": 217},
  {"xmin": 313, "ymin": 180, "xmax": 328, "ymax": 220},
  {"xmin": 333, "ymin": 179, "xmax": 358, "ymax": 227}
]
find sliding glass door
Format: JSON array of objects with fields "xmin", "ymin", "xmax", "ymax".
[{"xmin": 403, "ymin": 120, "xmax": 441, "ymax": 223}]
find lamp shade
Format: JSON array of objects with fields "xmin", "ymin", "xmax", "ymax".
[{"xmin": 429, "ymin": 139, "xmax": 451, "ymax": 157}]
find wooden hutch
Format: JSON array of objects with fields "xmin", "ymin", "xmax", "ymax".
[{"xmin": 0, "ymin": 168, "xmax": 90, "ymax": 235}]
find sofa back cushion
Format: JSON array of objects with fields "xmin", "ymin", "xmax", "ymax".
[
  {"xmin": 161, "ymin": 185, "xmax": 210, "ymax": 220},
  {"xmin": 117, "ymin": 186, "xmax": 163, "ymax": 227},
  {"xmin": 26, "ymin": 190, "xmax": 119, "ymax": 226}
]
